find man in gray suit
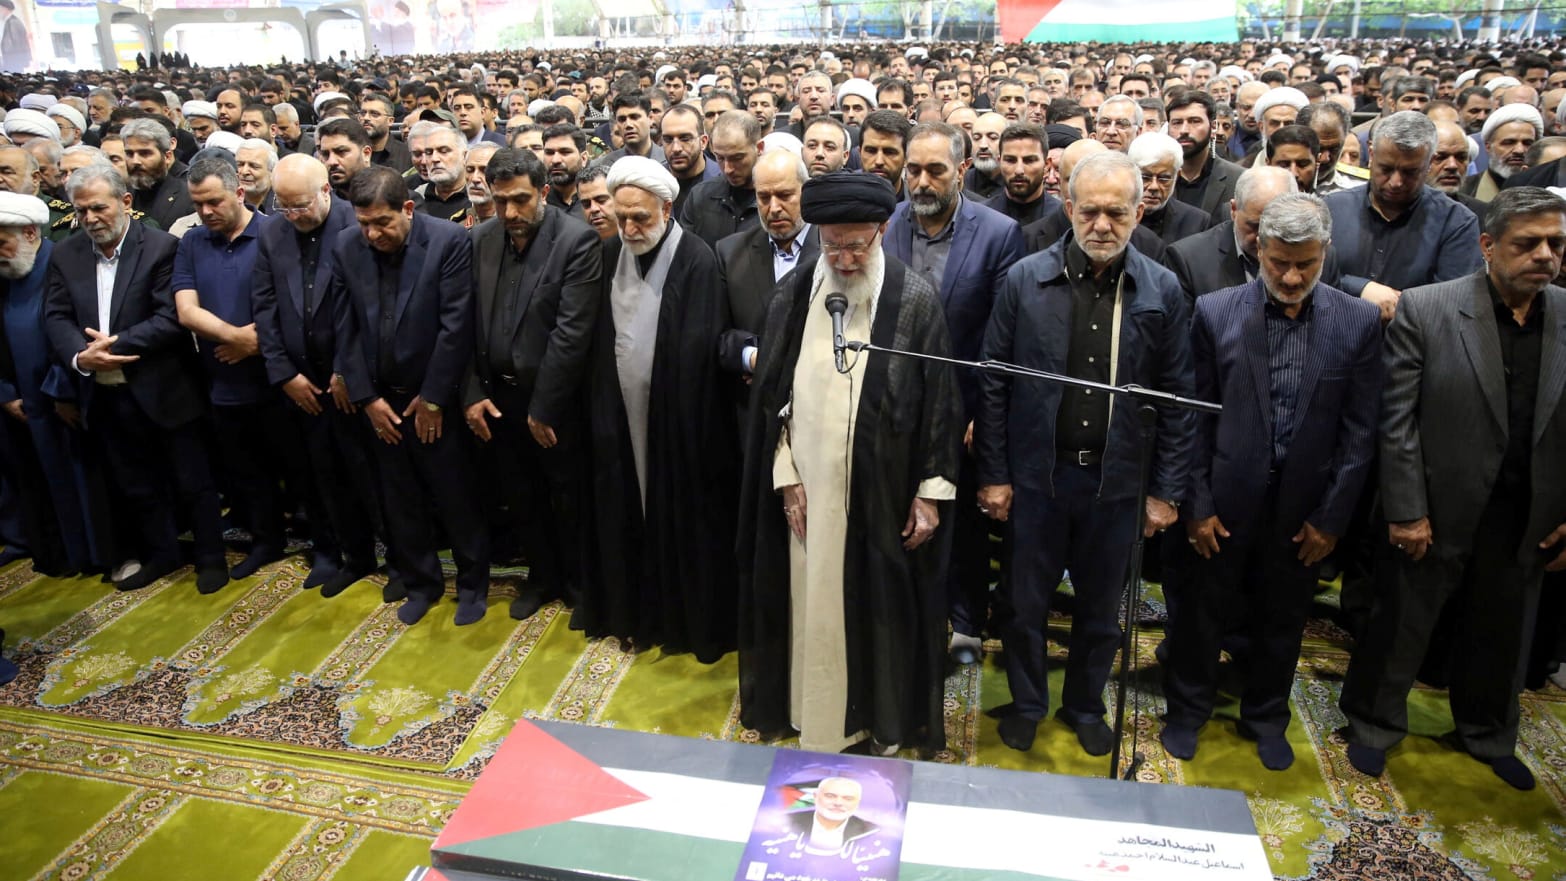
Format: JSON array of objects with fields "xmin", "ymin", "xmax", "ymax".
[{"xmin": 1340, "ymin": 187, "xmax": 1566, "ymax": 791}]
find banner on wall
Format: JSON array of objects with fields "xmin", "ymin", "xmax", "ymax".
[{"xmin": 999, "ymin": 0, "xmax": 1236, "ymax": 44}]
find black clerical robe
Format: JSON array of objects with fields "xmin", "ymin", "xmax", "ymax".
[
  {"xmin": 736, "ymin": 255, "xmax": 963, "ymax": 751},
  {"xmin": 579, "ymin": 232, "xmax": 740, "ymax": 663}
]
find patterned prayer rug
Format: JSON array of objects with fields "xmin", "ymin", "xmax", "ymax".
[{"xmin": 2, "ymin": 559, "xmax": 1564, "ymax": 879}]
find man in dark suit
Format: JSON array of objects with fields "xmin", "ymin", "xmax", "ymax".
[
  {"xmin": 43, "ymin": 163, "xmax": 226, "ymax": 593},
  {"xmin": 1169, "ymin": 91, "xmax": 1243, "ymax": 219},
  {"xmin": 1340, "ymin": 187, "xmax": 1566, "ymax": 791},
  {"xmin": 464, "ymin": 148, "xmax": 601, "ymax": 621},
  {"xmin": 715, "ymin": 148, "xmax": 818, "ymax": 382},
  {"xmin": 252, "ymin": 154, "xmax": 384, "ymax": 598},
  {"xmin": 977, "ymin": 152, "xmax": 1194, "ymax": 755},
  {"xmin": 1166, "ymin": 165, "xmax": 1342, "ymax": 303},
  {"xmin": 983, "ymin": 122, "xmax": 1059, "ymax": 228},
  {"xmin": 885, "ymin": 121, "xmax": 1027, "ymax": 666},
  {"xmin": 1128, "ymin": 131, "xmax": 1212, "ymax": 247},
  {"xmin": 120, "ymin": 118, "xmax": 192, "ymax": 231},
  {"xmin": 332, "ymin": 166, "xmax": 490, "ymax": 626},
  {"xmin": 1161, "ymin": 193, "xmax": 1382, "ymax": 770},
  {"xmin": 779, "ymin": 777, "xmax": 880, "ymax": 857}
]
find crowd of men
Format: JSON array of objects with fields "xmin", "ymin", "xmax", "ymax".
[{"xmin": 0, "ymin": 36, "xmax": 1563, "ymax": 784}]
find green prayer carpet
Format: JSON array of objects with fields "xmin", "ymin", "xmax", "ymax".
[{"xmin": 0, "ymin": 557, "xmax": 1563, "ymax": 880}]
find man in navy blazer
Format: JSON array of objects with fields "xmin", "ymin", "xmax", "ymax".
[
  {"xmin": 331, "ymin": 166, "xmax": 490, "ymax": 626},
  {"xmin": 252, "ymin": 154, "xmax": 386, "ymax": 598},
  {"xmin": 884, "ymin": 121, "xmax": 1027, "ymax": 665},
  {"xmin": 1161, "ymin": 194, "xmax": 1382, "ymax": 771},
  {"xmin": 976, "ymin": 152, "xmax": 1195, "ymax": 755}
]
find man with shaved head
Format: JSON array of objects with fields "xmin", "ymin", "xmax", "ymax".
[
  {"xmin": 251, "ymin": 154, "xmax": 385, "ymax": 599},
  {"xmin": 964, "ymin": 112, "xmax": 1007, "ymax": 200}
]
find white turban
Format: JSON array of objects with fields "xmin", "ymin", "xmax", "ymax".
[
  {"xmin": 312, "ymin": 90, "xmax": 348, "ymax": 114},
  {"xmin": 1217, "ymin": 65, "xmax": 1252, "ymax": 84},
  {"xmin": 45, "ymin": 104, "xmax": 85, "ymax": 134},
  {"xmin": 2, "ymin": 109, "xmax": 59, "ymax": 142},
  {"xmin": 1481, "ymin": 103, "xmax": 1544, "ymax": 144},
  {"xmin": 606, "ymin": 155, "xmax": 678, "ymax": 204},
  {"xmin": 0, "ymin": 192, "xmax": 49, "ymax": 227},
  {"xmin": 527, "ymin": 98, "xmax": 553, "ymax": 118},
  {"xmin": 182, "ymin": 100, "xmax": 218, "ymax": 121},
  {"xmin": 19, "ymin": 92, "xmax": 54, "ymax": 111},
  {"xmin": 1133, "ymin": 53, "xmax": 1154, "ymax": 65},
  {"xmin": 836, "ymin": 78, "xmax": 876, "ymax": 109},
  {"xmin": 655, "ymin": 64, "xmax": 678, "ymax": 84},
  {"xmin": 1325, "ymin": 54, "xmax": 1360, "ymax": 75},
  {"xmin": 696, "ymin": 74, "xmax": 716, "ymax": 90},
  {"xmin": 1454, "ymin": 69, "xmax": 1480, "ymax": 90},
  {"xmin": 1252, "ymin": 87, "xmax": 1309, "ymax": 120},
  {"xmin": 204, "ymin": 130, "xmax": 244, "ymax": 155},
  {"xmin": 1485, "ymin": 76, "xmax": 1521, "ymax": 94},
  {"xmin": 1264, "ymin": 53, "xmax": 1294, "ymax": 69}
]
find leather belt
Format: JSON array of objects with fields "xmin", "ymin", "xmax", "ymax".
[{"xmin": 1062, "ymin": 449, "xmax": 1103, "ymax": 466}]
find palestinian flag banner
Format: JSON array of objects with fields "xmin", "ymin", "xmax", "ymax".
[
  {"xmin": 998, "ymin": 0, "xmax": 1238, "ymax": 45},
  {"xmin": 427, "ymin": 720, "xmax": 1270, "ymax": 881}
]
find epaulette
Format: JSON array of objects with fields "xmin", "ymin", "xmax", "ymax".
[
  {"xmin": 52, "ymin": 211, "xmax": 75, "ymax": 230},
  {"xmin": 47, "ymin": 198, "xmax": 71, "ymax": 212},
  {"xmin": 447, "ymin": 208, "xmax": 466, "ymax": 223},
  {"xmin": 129, "ymin": 208, "xmax": 148, "ymax": 219},
  {"xmin": 402, "ymin": 166, "xmax": 420, "ymax": 180},
  {"xmin": 1336, "ymin": 162, "xmax": 1370, "ymax": 180}
]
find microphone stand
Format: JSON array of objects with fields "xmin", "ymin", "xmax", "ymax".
[{"xmin": 843, "ymin": 340, "xmax": 1220, "ymax": 780}]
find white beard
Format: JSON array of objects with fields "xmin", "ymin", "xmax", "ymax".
[
  {"xmin": 624, "ymin": 216, "xmax": 668, "ymax": 256},
  {"xmin": 820, "ymin": 247, "xmax": 884, "ymax": 306},
  {"xmin": 0, "ymin": 238, "xmax": 40, "ymax": 280}
]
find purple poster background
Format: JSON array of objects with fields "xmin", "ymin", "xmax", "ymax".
[{"xmin": 733, "ymin": 751, "xmax": 913, "ymax": 881}]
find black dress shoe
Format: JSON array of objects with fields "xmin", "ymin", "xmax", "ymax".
[
  {"xmin": 196, "ymin": 565, "xmax": 230, "ymax": 595},
  {"xmin": 230, "ymin": 546, "xmax": 284, "ymax": 580},
  {"xmin": 320, "ymin": 568, "xmax": 372, "ymax": 599},
  {"xmin": 1346, "ymin": 742, "xmax": 1387, "ymax": 776},
  {"xmin": 382, "ymin": 578, "xmax": 407, "ymax": 603},
  {"xmin": 997, "ymin": 715, "xmax": 1039, "ymax": 752},
  {"xmin": 116, "ymin": 558, "xmax": 179, "ymax": 592},
  {"xmin": 509, "ymin": 589, "xmax": 546, "ymax": 621},
  {"xmin": 1057, "ymin": 712, "xmax": 1115, "ymax": 756}
]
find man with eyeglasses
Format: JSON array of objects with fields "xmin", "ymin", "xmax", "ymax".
[
  {"xmin": 251, "ymin": 154, "xmax": 386, "ymax": 599},
  {"xmin": 661, "ymin": 105, "xmax": 719, "ymax": 216},
  {"xmin": 1129, "ymin": 131, "xmax": 1212, "ymax": 247},
  {"xmin": 1092, "ymin": 96, "xmax": 1141, "ymax": 154},
  {"xmin": 359, "ymin": 93, "xmax": 412, "ymax": 175},
  {"xmin": 738, "ymin": 170, "xmax": 963, "ymax": 756}
]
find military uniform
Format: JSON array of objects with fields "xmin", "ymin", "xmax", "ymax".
[{"xmin": 49, "ymin": 204, "xmax": 161, "ymax": 241}]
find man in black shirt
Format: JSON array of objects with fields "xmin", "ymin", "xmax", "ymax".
[
  {"xmin": 984, "ymin": 122, "xmax": 1058, "ymax": 227},
  {"xmin": 976, "ymin": 151, "xmax": 1194, "ymax": 757},
  {"xmin": 1340, "ymin": 187, "xmax": 1566, "ymax": 792}
]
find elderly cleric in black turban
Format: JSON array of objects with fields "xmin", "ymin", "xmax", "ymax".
[{"xmin": 800, "ymin": 171, "xmax": 898, "ymax": 225}]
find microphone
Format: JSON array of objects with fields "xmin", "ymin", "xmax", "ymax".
[{"xmin": 824, "ymin": 293, "xmax": 848, "ymax": 374}]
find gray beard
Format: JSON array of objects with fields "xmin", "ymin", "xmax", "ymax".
[
  {"xmin": 822, "ymin": 248, "xmax": 883, "ymax": 303},
  {"xmin": 1488, "ymin": 154, "xmax": 1517, "ymax": 180},
  {"xmin": 974, "ymin": 157, "xmax": 999, "ymax": 175},
  {"xmin": 0, "ymin": 246, "xmax": 37, "ymax": 280}
]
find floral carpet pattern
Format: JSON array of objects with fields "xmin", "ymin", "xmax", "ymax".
[{"xmin": 1, "ymin": 559, "xmax": 1564, "ymax": 879}]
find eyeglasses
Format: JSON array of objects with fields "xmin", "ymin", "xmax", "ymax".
[
  {"xmin": 276, "ymin": 199, "xmax": 317, "ymax": 217},
  {"xmin": 1141, "ymin": 172, "xmax": 1175, "ymax": 187},
  {"xmin": 1098, "ymin": 118, "xmax": 1136, "ymax": 131},
  {"xmin": 821, "ymin": 239, "xmax": 875, "ymax": 256}
]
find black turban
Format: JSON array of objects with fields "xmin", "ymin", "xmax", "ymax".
[
  {"xmin": 1045, "ymin": 124, "xmax": 1082, "ymax": 150},
  {"xmin": 801, "ymin": 171, "xmax": 898, "ymax": 225}
]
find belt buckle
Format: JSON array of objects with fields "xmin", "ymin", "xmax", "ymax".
[{"xmin": 1076, "ymin": 450, "xmax": 1092, "ymax": 466}]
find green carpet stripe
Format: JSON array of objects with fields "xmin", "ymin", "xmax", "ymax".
[
  {"xmin": 107, "ymin": 797, "xmax": 307, "ymax": 881},
  {"xmin": 597, "ymin": 649, "xmax": 742, "ymax": 739},
  {"xmin": 0, "ymin": 575, "xmax": 115, "ymax": 649},
  {"xmin": 331, "ymin": 830, "xmax": 438, "ymax": 881},
  {"xmin": 443, "ymin": 608, "xmax": 579, "ymax": 771},
  {"xmin": 35, "ymin": 573, "xmax": 257, "ymax": 707},
  {"xmin": 338, "ymin": 593, "xmax": 525, "ymax": 750},
  {"xmin": 181, "ymin": 578, "xmax": 387, "ymax": 726},
  {"xmin": 0, "ymin": 772, "xmax": 136, "ymax": 876}
]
